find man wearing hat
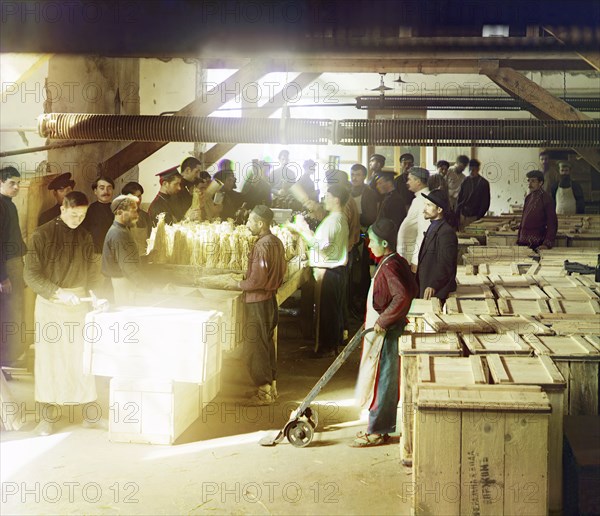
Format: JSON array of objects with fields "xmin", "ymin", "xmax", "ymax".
[
  {"xmin": 456, "ymin": 159, "xmax": 491, "ymax": 230},
  {"xmin": 81, "ymin": 176, "xmax": 115, "ymax": 253},
  {"xmin": 373, "ymin": 171, "xmax": 407, "ymax": 235},
  {"xmin": 417, "ymin": 189, "xmax": 458, "ymax": 302},
  {"xmin": 148, "ymin": 167, "xmax": 182, "ymax": 226},
  {"xmin": 396, "ymin": 167, "xmax": 430, "ymax": 271},
  {"xmin": 232, "ymin": 205, "xmax": 286, "ymax": 405},
  {"xmin": 517, "ymin": 170, "xmax": 558, "ymax": 250},
  {"xmin": 172, "ymin": 157, "xmax": 202, "ymax": 221},
  {"xmin": 38, "ymin": 172, "xmax": 75, "ymax": 226},
  {"xmin": 102, "ymin": 194, "xmax": 152, "ymax": 306},
  {"xmin": 213, "ymin": 159, "xmax": 245, "ymax": 221}
]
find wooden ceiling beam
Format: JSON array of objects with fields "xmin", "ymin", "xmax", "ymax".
[
  {"xmin": 482, "ymin": 65, "xmax": 600, "ymax": 172},
  {"xmin": 98, "ymin": 60, "xmax": 270, "ymax": 180},
  {"xmin": 197, "ymin": 57, "xmax": 592, "ymax": 73},
  {"xmin": 544, "ymin": 26, "xmax": 600, "ymax": 71},
  {"xmin": 201, "ymin": 72, "xmax": 321, "ymax": 168}
]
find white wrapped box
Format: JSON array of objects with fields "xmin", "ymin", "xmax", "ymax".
[
  {"xmin": 109, "ymin": 378, "xmax": 199, "ymax": 445},
  {"xmin": 83, "ymin": 307, "xmax": 222, "ymax": 383}
]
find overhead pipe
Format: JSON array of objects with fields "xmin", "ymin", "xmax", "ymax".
[{"xmin": 38, "ymin": 113, "xmax": 600, "ymax": 148}]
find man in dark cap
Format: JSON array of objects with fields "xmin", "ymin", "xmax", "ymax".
[
  {"xmin": 213, "ymin": 159, "xmax": 244, "ymax": 220},
  {"xmin": 417, "ymin": 189, "xmax": 458, "ymax": 303},
  {"xmin": 373, "ymin": 171, "xmax": 407, "ymax": 235},
  {"xmin": 148, "ymin": 167, "xmax": 182, "ymax": 225},
  {"xmin": 456, "ymin": 159, "xmax": 491, "ymax": 230},
  {"xmin": 231, "ymin": 205, "xmax": 286, "ymax": 405},
  {"xmin": 368, "ymin": 154, "xmax": 385, "ymax": 181},
  {"xmin": 172, "ymin": 156, "xmax": 202, "ymax": 220},
  {"xmin": 1, "ymin": 166, "xmax": 27, "ymax": 368},
  {"xmin": 102, "ymin": 194, "xmax": 151, "ymax": 305},
  {"xmin": 517, "ymin": 170, "xmax": 558, "ymax": 250},
  {"xmin": 38, "ymin": 172, "xmax": 75, "ymax": 226},
  {"xmin": 396, "ymin": 167, "xmax": 430, "ymax": 271},
  {"xmin": 81, "ymin": 176, "xmax": 115, "ymax": 253}
]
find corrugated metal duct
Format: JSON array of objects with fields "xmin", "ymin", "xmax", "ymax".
[{"xmin": 38, "ymin": 113, "xmax": 600, "ymax": 148}]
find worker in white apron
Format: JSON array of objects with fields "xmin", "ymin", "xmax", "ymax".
[
  {"xmin": 553, "ymin": 161, "xmax": 585, "ymax": 215},
  {"xmin": 353, "ymin": 218, "xmax": 418, "ymax": 447},
  {"xmin": 24, "ymin": 191, "xmax": 104, "ymax": 435}
]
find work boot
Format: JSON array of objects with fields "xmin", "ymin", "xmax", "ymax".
[{"xmin": 245, "ymin": 384, "xmax": 274, "ymax": 406}]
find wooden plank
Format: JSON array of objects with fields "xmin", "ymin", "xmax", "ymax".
[
  {"xmin": 539, "ymin": 354, "xmax": 567, "ymax": 385},
  {"xmin": 503, "ymin": 413, "xmax": 549, "ymax": 515},
  {"xmin": 460, "ymin": 410, "xmax": 505, "ymax": 515},
  {"xmin": 400, "ymin": 355, "xmax": 417, "ymax": 466},
  {"xmin": 487, "ymin": 354, "xmax": 511, "ymax": 383},
  {"xmin": 545, "ymin": 390, "xmax": 565, "ymax": 514},
  {"xmin": 445, "ymin": 298, "xmax": 499, "ymax": 315},
  {"xmin": 568, "ymin": 362, "xmax": 599, "ymax": 416},
  {"xmin": 463, "ymin": 332, "xmax": 533, "ymax": 355},
  {"xmin": 555, "ymin": 362, "xmax": 571, "ymax": 415},
  {"xmin": 479, "ymin": 315, "xmax": 553, "ymax": 335},
  {"xmin": 414, "ymin": 407, "xmax": 461, "ymax": 515},
  {"xmin": 418, "ymin": 355, "xmax": 432, "ymax": 383},
  {"xmin": 450, "ymin": 285, "xmax": 494, "ymax": 299},
  {"xmin": 469, "ymin": 355, "xmax": 488, "ymax": 384}
]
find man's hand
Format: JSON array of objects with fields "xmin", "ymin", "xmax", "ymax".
[
  {"xmin": 423, "ymin": 287, "xmax": 435, "ymax": 300},
  {"xmin": 373, "ymin": 322, "xmax": 385, "ymax": 334},
  {"xmin": 410, "ymin": 263, "xmax": 417, "ymax": 274},
  {"xmin": 0, "ymin": 278, "xmax": 12, "ymax": 294},
  {"xmin": 55, "ymin": 288, "xmax": 81, "ymax": 305}
]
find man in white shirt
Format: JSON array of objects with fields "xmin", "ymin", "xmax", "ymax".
[
  {"xmin": 288, "ymin": 184, "xmax": 349, "ymax": 358},
  {"xmin": 396, "ymin": 167, "xmax": 430, "ymax": 272},
  {"xmin": 446, "ymin": 155, "xmax": 468, "ymax": 210}
]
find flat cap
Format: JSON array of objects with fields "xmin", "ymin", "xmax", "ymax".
[
  {"xmin": 408, "ymin": 167, "xmax": 430, "ymax": 183},
  {"xmin": 369, "ymin": 154, "xmax": 386, "ymax": 163},
  {"xmin": 252, "ymin": 204, "xmax": 274, "ymax": 223},
  {"xmin": 48, "ymin": 172, "xmax": 75, "ymax": 191},
  {"xmin": 110, "ymin": 194, "xmax": 137, "ymax": 213}
]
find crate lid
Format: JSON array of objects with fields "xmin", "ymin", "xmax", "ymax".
[
  {"xmin": 462, "ymin": 332, "xmax": 533, "ymax": 355},
  {"xmin": 423, "ymin": 313, "xmax": 493, "ymax": 333},
  {"xmin": 493, "ymin": 285, "xmax": 549, "ymax": 300},
  {"xmin": 399, "ymin": 332, "xmax": 461, "ymax": 355},
  {"xmin": 525, "ymin": 335, "xmax": 600, "ymax": 361},
  {"xmin": 487, "ymin": 354, "xmax": 566, "ymax": 390},
  {"xmin": 418, "ymin": 355, "xmax": 487, "ymax": 385},
  {"xmin": 478, "ymin": 315, "xmax": 554, "ymax": 335},
  {"xmin": 416, "ymin": 384, "xmax": 551, "ymax": 412}
]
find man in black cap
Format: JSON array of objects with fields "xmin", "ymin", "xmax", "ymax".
[
  {"xmin": 172, "ymin": 157, "xmax": 202, "ymax": 220},
  {"xmin": 102, "ymin": 194, "xmax": 151, "ymax": 305},
  {"xmin": 373, "ymin": 171, "xmax": 407, "ymax": 235},
  {"xmin": 38, "ymin": 172, "xmax": 75, "ymax": 226},
  {"xmin": 213, "ymin": 159, "xmax": 244, "ymax": 221},
  {"xmin": 81, "ymin": 176, "xmax": 115, "ymax": 253},
  {"xmin": 148, "ymin": 167, "xmax": 182, "ymax": 225},
  {"xmin": 417, "ymin": 189, "xmax": 457, "ymax": 303},
  {"xmin": 368, "ymin": 154, "xmax": 385, "ymax": 182},
  {"xmin": 456, "ymin": 159, "xmax": 491, "ymax": 230},
  {"xmin": 517, "ymin": 170, "xmax": 558, "ymax": 250},
  {"xmin": 230, "ymin": 205, "xmax": 286, "ymax": 405}
]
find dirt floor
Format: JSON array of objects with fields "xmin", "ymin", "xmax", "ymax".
[{"xmin": 1, "ymin": 306, "xmax": 414, "ymax": 515}]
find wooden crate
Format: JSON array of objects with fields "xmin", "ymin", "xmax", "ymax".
[
  {"xmin": 413, "ymin": 385, "xmax": 550, "ymax": 516},
  {"xmin": 494, "ymin": 285, "xmax": 549, "ymax": 300},
  {"xmin": 487, "ymin": 274, "xmax": 537, "ymax": 286},
  {"xmin": 478, "ymin": 315, "xmax": 554, "ymax": 336},
  {"xmin": 535, "ymin": 275, "xmax": 584, "ymax": 287},
  {"xmin": 445, "ymin": 298, "xmax": 498, "ymax": 315},
  {"xmin": 462, "ymin": 332, "xmax": 533, "ymax": 356},
  {"xmin": 548, "ymin": 298, "xmax": 600, "ymax": 314},
  {"xmin": 109, "ymin": 378, "xmax": 200, "ymax": 445},
  {"xmin": 449, "ymin": 285, "xmax": 494, "ymax": 299},
  {"xmin": 486, "ymin": 354, "xmax": 566, "ymax": 514},
  {"xmin": 485, "ymin": 231, "xmax": 518, "ymax": 247},
  {"xmin": 525, "ymin": 334, "xmax": 600, "ymax": 415},
  {"xmin": 418, "ymin": 355, "xmax": 488, "ymax": 386},
  {"xmin": 423, "ymin": 313, "xmax": 493, "ymax": 334},
  {"xmin": 84, "ymin": 307, "xmax": 222, "ymax": 383},
  {"xmin": 497, "ymin": 298, "xmax": 549, "ymax": 316},
  {"xmin": 455, "ymin": 273, "xmax": 492, "ymax": 286},
  {"xmin": 398, "ymin": 333, "xmax": 462, "ymax": 466},
  {"xmin": 408, "ymin": 298, "xmax": 443, "ymax": 316},
  {"xmin": 543, "ymin": 285, "xmax": 598, "ymax": 301},
  {"xmin": 536, "ymin": 313, "xmax": 599, "ymax": 336}
]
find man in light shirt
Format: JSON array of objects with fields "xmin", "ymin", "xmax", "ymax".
[
  {"xmin": 446, "ymin": 155, "xmax": 468, "ymax": 210},
  {"xmin": 396, "ymin": 167, "xmax": 430, "ymax": 272},
  {"xmin": 288, "ymin": 184, "xmax": 349, "ymax": 358}
]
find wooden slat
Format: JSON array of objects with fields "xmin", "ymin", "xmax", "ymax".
[
  {"xmin": 418, "ymin": 355, "xmax": 432, "ymax": 383},
  {"xmin": 487, "ymin": 354, "xmax": 511, "ymax": 383},
  {"xmin": 497, "ymin": 298, "xmax": 549, "ymax": 316},
  {"xmin": 568, "ymin": 362, "xmax": 599, "ymax": 416},
  {"xmin": 469, "ymin": 355, "xmax": 488, "ymax": 384},
  {"xmin": 479, "ymin": 315, "xmax": 553, "ymax": 335},
  {"xmin": 539, "ymin": 354, "xmax": 566, "ymax": 384}
]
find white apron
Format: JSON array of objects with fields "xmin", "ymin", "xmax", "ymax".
[
  {"xmin": 556, "ymin": 186, "xmax": 577, "ymax": 215},
  {"xmin": 354, "ymin": 256, "xmax": 391, "ymax": 408},
  {"xmin": 34, "ymin": 288, "xmax": 97, "ymax": 404}
]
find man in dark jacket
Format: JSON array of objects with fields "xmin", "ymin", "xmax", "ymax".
[
  {"xmin": 456, "ymin": 159, "xmax": 491, "ymax": 230},
  {"xmin": 517, "ymin": 170, "xmax": 558, "ymax": 250},
  {"xmin": 373, "ymin": 171, "xmax": 407, "ymax": 235},
  {"xmin": 38, "ymin": 172, "xmax": 75, "ymax": 226},
  {"xmin": 417, "ymin": 189, "xmax": 458, "ymax": 302}
]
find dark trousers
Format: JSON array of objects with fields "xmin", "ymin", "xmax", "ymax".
[
  {"xmin": 318, "ymin": 267, "xmax": 345, "ymax": 353},
  {"xmin": 243, "ymin": 297, "xmax": 278, "ymax": 387},
  {"xmin": 0, "ymin": 258, "xmax": 26, "ymax": 367},
  {"xmin": 368, "ymin": 325, "xmax": 403, "ymax": 435}
]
